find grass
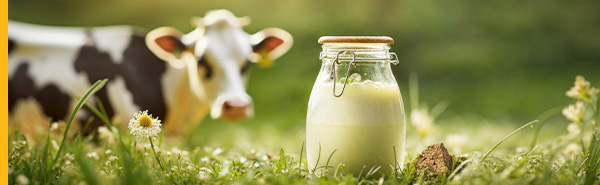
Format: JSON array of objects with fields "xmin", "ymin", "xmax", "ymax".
[{"xmin": 7, "ymin": 78, "xmax": 600, "ymax": 184}]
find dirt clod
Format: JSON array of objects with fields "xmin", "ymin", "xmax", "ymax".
[{"xmin": 414, "ymin": 142, "xmax": 454, "ymax": 182}]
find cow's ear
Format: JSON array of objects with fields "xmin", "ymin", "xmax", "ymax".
[
  {"xmin": 249, "ymin": 28, "xmax": 293, "ymax": 68},
  {"xmin": 146, "ymin": 27, "xmax": 191, "ymax": 68}
]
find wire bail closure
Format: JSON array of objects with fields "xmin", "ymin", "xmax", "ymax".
[
  {"xmin": 324, "ymin": 51, "xmax": 399, "ymax": 97},
  {"xmin": 330, "ymin": 50, "xmax": 356, "ymax": 97}
]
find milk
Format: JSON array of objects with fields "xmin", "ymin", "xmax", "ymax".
[{"xmin": 306, "ymin": 80, "xmax": 405, "ymax": 177}]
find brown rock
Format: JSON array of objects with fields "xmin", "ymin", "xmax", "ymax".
[{"xmin": 414, "ymin": 143, "xmax": 454, "ymax": 181}]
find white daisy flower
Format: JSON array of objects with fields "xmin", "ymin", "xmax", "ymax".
[
  {"xmin": 562, "ymin": 101, "xmax": 584, "ymax": 123},
  {"xmin": 128, "ymin": 110, "xmax": 162, "ymax": 139}
]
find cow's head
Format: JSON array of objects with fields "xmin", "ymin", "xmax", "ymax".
[{"xmin": 146, "ymin": 10, "xmax": 292, "ymax": 121}]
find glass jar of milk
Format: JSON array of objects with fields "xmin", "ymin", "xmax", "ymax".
[{"xmin": 306, "ymin": 36, "xmax": 405, "ymax": 177}]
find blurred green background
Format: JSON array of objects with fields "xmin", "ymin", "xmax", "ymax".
[{"xmin": 9, "ymin": 0, "xmax": 600, "ymax": 152}]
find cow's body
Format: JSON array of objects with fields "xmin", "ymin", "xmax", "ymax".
[{"xmin": 8, "ymin": 10, "xmax": 292, "ymax": 136}]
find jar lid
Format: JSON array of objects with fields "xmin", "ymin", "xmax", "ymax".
[{"xmin": 318, "ymin": 36, "xmax": 394, "ymax": 44}]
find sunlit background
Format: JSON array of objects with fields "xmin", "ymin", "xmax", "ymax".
[{"xmin": 9, "ymin": 0, "xmax": 600, "ymax": 154}]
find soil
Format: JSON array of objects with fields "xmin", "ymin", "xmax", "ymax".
[{"xmin": 414, "ymin": 142, "xmax": 454, "ymax": 182}]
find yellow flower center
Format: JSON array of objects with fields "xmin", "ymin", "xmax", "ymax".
[{"xmin": 138, "ymin": 115, "xmax": 153, "ymax": 127}]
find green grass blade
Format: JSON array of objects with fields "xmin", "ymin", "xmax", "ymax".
[
  {"xmin": 583, "ymin": 130, "xmax": 600, "ymax": 185},
  {"xmin": 482, "ymin": 120, "xmax": 538, "ymax": 160},
  {"xmin": 529, "ymin": 107, "xmax": 562, "ymax": 149},
  {"xmin": 54, "ymin": 79, "xmax": 107, "ymax": 163},
  {"xmin": 299, "ymin": 141, "xmax": 304, "ymax": 173},
  {"xmin": 41, "ymin": 119, "xmax": 52, "ymax": 182},
  {"xmin": 73, "ymin": 148, "xmax": 101, "ymax": 185},
  {"xmin": 83, "ymin": 101, "xmax": 113, "ymax": 128}
]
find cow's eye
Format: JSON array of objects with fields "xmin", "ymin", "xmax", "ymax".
[
  {"xmin": 240, "ymin": 61, "xmax": 251, "ymax": 74},
  {"xmin": 198, "ymin": 57, "xmax": 213, "ymax": 79}
]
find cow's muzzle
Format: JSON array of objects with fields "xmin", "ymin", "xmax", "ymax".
[
  {"xmin": 221, "ymin": 99, "xmax": 251, "ymax": 121},
  {"xmin": 210, "ymin": 95, "xmax": 253, "ymax": 122}
]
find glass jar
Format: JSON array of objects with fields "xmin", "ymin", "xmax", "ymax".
[{"xmin": 306, "ymin": 36, "xmax": 406, "ymax": 177}]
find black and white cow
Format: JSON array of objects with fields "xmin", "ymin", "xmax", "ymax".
[{"xmin": 8, "ymin": 9, "xmax": 293, "ymax": 136}]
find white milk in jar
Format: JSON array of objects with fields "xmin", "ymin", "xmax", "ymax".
[{"xmin": 306, "ymin": 36, "xmax": 405, "ymax": 177}]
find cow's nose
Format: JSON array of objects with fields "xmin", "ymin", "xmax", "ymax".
[{"xmin": 221, "ymin": 99, "xmax": 250, "ymax": 121}]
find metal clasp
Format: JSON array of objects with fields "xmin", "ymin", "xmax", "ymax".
[
  {"xmin": 330, "ymin": 50, "xmax": 356, "ymax": 97},
  {"xmin": 390, "ymin": 52, "xmax": 399, "ymax": 65}
]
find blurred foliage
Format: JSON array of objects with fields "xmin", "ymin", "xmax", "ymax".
[{"xmin": 9, "ymin": 0, "xmax": 600, "ymax": 134}]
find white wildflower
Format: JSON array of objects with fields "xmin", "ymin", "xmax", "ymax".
[
  {"xmin": 201, "ymin": 156, "xmax": 210, "ymax": 163},
  {"xmin": 562, "ymin": 101, "xmax": 584, "ymax": 123},
  {"xmin": 98, "ymin": 126, "xmax": 114, "ymax": 144},
  {"xmin": 182, "ymin": 151, "xmax": 190, "ymax": 157},
  {"xmin": 86, "ymin": 152, "xmax": 99, "ymax": 160},
  {"xmin": 16, "ymin": 174, "xmax": 30, "ymax": 185},
  {"xmin": 146, "ymin": 144, "xmax": 160, "ymax": 153},
  {"xmin": 65, "ymin": 153, "xmax": 75, "ymax": 161},
  {"xmin": 170, "ymin": 147, "xmax": 190, "ymax": 161},
  {"xmin": 128, "ymin": 110, "xmax": 162, "ymax": 139},
  {"xmin": 176, "ymin": 152, "xmax": 182, "ymax": 160},
  {"xmin": 563, "ymin": 143, "xmax": 582, "ymax": 156},
  {"xmin": 515, "ymin": 147, "xmax": 529, "ymax": 153},
  {"xmin": 261, "ymin": 154, "xmax": 269, "ymax": 161},
  {"xmin": 212, "ymin": 148, "xmax": 224, "ymax": 156},
  {"xmin": 218, "ymin": 165, "xmax": 229, "ymax": 177},
  {"xmin": 410, "ymin": 109, "xmax": 435, "ymax": 137},
  {"xmin": 109, "ymin": 156, "xmax": 118, "ymax": 162},
  {"xmin": 105, "ymin": 149, "xmax": 112, "ymax": 155},
  {"xmin": 198, "ymin": 167, "xmax": 212, "ymax": 180},
  {"xmin": 50, "ymin": 122, "xmax": 60, "ymax": 132},
  {"xmin": 567, "ymin": 123, "xmax": 581, "ymax": 138},
  {"xmin": 566, "ymin": 75, "xmax": 598, "ymax": 101}
]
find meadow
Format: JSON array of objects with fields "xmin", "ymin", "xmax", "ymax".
[
  {"xmin": 8, "ymin": 0, "xmax": 600, "ymax": 184},
  {"xmin": 7, "ymin": 75, "xmax": 600, "ymax": 184}
]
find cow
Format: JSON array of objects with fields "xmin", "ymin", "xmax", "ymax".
[{"xmin": 8, "ymin": 9, "xmax": 293, "ymax": 136}]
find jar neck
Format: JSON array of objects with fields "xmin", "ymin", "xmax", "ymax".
[
  {"xmin": 316, "ymin": 43, "xmax": 399, "ymax": 91},
  {"xmin": 320, "ymin": 43, "xmax": 391, "ymax": 61}
]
